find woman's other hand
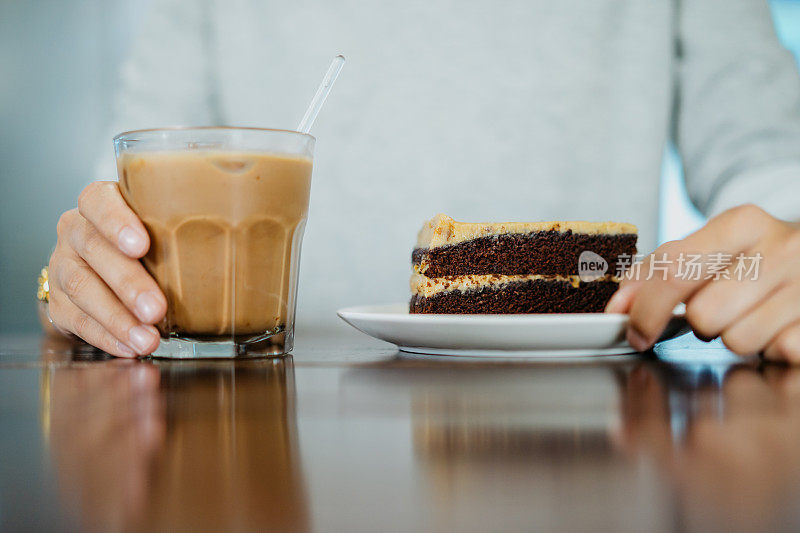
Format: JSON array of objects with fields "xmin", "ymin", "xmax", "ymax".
[{"xmin": 607, "ymin": 204, "xmax": 800, "ymax": 363}]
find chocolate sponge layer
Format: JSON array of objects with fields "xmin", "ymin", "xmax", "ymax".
[
  {"xmin": 409, "ymin": 278, "xmax": 619, "ymax": 314},
  {"xmin": 413, "ymin": 231, "xmax": 637, "ymax": 278}
]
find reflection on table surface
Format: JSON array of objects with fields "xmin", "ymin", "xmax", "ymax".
[
  {"xmin": 618, "ymin": 362, "xmax": 800, "ymax": 533},
  {"xmin": 1, "ymin": 334, "xmax": 799, "ymax": 532},
  {"xmin": 41, "ymin": 339, "xmax": 307, "ymax": 533}
]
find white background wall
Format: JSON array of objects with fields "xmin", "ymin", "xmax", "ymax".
[
  {"xmin": 0, "ymin": 0, "xmax": 151, "ymax": 331},
  {"xmin": 1, "ymin": 0, "xmax": 798, "ymax": 332}
]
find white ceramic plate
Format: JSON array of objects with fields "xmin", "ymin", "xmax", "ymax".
[{"xmin": 337, "ymin": 303, "xmax": 689, "ymax": 358}]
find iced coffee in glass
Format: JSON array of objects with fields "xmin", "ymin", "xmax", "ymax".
[{"xmin": 115, "ymin": 127, "xmax": 314, "ymax": 358}]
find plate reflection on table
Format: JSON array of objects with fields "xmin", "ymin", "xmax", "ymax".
[
  {"xmin": 344, "ymin": 362, "xmax": 670, "ymax": 532},
  {"xmin": 399, "ymin": 359, "xmax": 800, "ymax": 533},
  {"xmin": 41, "ymin": 350, "xmax": 309, "ymax": 532}
]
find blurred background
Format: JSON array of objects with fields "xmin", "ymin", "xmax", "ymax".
[{"xmin": 1, "ymin": 0, "xmax": 799, "ymax": 333}]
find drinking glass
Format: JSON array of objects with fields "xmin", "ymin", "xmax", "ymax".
[{"xmin": 115, "ymin": 127, "xmax": 314, "ymax": 358}]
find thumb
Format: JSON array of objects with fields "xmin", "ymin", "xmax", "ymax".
[{"xmin": 605, "ymin": 279, "xmax": 641, "ymax": 314}]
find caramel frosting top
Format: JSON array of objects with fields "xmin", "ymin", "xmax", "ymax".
[{"xmin": 415, "ymin": 214, "xmax": 638, "ymax": 250}]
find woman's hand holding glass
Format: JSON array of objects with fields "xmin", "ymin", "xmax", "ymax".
[{"xmin": 48, "ymin": 181, "xmax": 165, "ymax": 357}]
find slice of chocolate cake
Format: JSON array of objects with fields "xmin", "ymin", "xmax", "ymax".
[{"xmin": 410, "ymin": 214, "xmax": 637, "ymax": 314}]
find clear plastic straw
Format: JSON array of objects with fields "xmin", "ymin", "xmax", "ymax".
[{"xmin": 297, "ymin": 54, "xmax": 345, "ymax": 134}]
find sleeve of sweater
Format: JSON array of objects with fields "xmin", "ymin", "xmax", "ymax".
[
  {"xmin": 675, "ymin": 0, "xmax": 800, "ymax": 221},
  {"xmin": 94, "ymin": 0, "xmax": 219, "ymax": 180}
]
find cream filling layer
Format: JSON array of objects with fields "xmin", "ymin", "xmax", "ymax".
[
  {"xmin": 410, "ymin": 272, "xmax": 620, "ymax": 298},
  {"xmin": 416, "ymin": 214, "xmax": 638, "ymax": 250}
]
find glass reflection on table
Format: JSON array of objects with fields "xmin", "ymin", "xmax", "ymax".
[{"xmin": 41, "ymin": 342, "xmax": 308, "ymax": 533}]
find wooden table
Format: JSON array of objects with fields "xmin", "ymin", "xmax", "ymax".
[{"xmin": 0, "ymin": 331, "xmax": 797, "ymax": 532}]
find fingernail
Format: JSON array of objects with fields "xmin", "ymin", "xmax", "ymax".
[
  {"xmin": 606, "ymin": 290, "xmax": 625, "ymax": 313},
  {"xmin": 118, "ymin": 226, "xmax": 147, "ymax": 256},
  {"xmin": 135, "ymin": 291, "xmax": 164, "ymax": 323},
  {"xmin": 129, "ymin": 325, "xmax": 157, "ymax": 354},
  {"xmin": 606, "ymin": 285, "xmax": 632, "ymax": 313},
  {"xmin": 116, "ymin": 341, "xmax": 137, "ymax": 357},
  {"xmin": 627, "ymin": 328, "xmax": 651, "ymax": 352}
]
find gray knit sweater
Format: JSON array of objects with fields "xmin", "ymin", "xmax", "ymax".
[{"xmin": 100, "ymin": 0, "xmax": 800, "ymax": 326}]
